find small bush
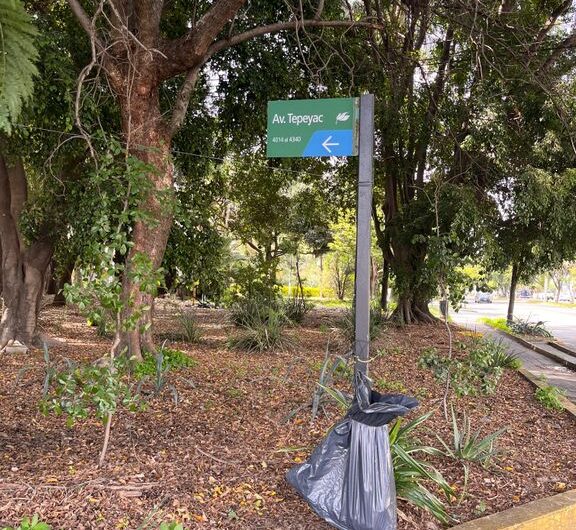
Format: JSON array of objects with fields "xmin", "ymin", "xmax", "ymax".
[
  {"xmin": 282, "ymin": 297, "xmax": 313, "ymax": 324},
  {"xmin": 535, "ymin": 384, "xmax": 565, "ymax": 411},
  {"xmin": 436, "ymin": 407, "xmax": 506, "ymax": 466},
  {"xmin": 510, "ymin": 318, "xmax": 553, "ymax": 338},
  {"xmin": 419, "ymin": 339, "xmax": 516, "ymax": 397},
  {"xmin": 178, "ymin": 310, "xmax": 203, "ymax": 343},
  {"xmin": 229, "ymin": 295, "xmax": 286, "ymax": 327},
  {"xmin": 337, "ymin": 306, "xmax": 383, "ymax": 343},
  {"xmin": 134, "ymin": 347, "xmax": 196, "ymax": 378},
  {"xmin": 228, "ymin": 307, "xmax": 292, "ymax": 353}
]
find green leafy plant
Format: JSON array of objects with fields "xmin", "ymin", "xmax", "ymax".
[
  {"xmin": 510, "ymin": 318, "xmax": 553, "ymax": 338},
  {"xmin": 437, "ymin": 407, "xmax": 506, "ymax": 465},
  {"xmin": 535, "ymin": 384, "xmax": 565, "ymax": 411},
  {"xmin": 389, "ymin": 413, "xmax": 454, "ymax": 524},
  {"xmin": 41, "ymin": 357, "xmax": 140, "ymax": 426},
  {"xmin": 134, "ymin": 347, "xmax": 196, "ymax": 378},
  {"xmin": 282, "ymin": 296, "xmax": 313, "ymax": 324},
  {"xmin": 375, "ymin": 378, "xmax": 407, "ymax": 393},
  {"xmin": 419, "ymin": 339, "xmax": 516, "ymax": 397},
  {"xmin": 336, "ymin": 306, "xmax": 382, "ymax": 343},
  {"xmin": 479, "ymin": 317, "xmax": 511, "ymax": 333},
  {"xmin": 41, "ymin": 356, "xmax": 141, "ymax": 466},
  {"xmin": 1, "ymin": 515, "xmax": 50, "ymax": 530},
  {"xmin": 228, "ymin": 306, "xmax": 293, "ymax": 353},
  {"xmin": 178, "ymin": 310, "xmax": 203, "ymax": 343}
]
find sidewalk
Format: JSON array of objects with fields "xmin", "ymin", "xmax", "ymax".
[{"xmin": 456, "ymin": 320, "xmax": 576, "ymax": 404}]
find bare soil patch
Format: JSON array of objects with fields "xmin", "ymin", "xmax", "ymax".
[{"xmin": 0, "ymin": 303, "xmax": 574, "ymax": 529}]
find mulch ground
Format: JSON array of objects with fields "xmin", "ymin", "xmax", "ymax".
[{"xmin": 0, "ymin": 301, "xmax": 574, "ymax": 530}]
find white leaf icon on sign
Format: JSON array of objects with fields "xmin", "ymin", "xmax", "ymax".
[{"xmin": 336, "ymin": 112, "xmax": 350, "ymax": 123}]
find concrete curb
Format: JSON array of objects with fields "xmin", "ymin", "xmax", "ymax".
[
  {"xmin": 497, "ymin": 331, "xmax": 576, "ymax": 371},
  {"xmin": 450, "ymin": 489, "xmax": 576, "ymax": 529}
]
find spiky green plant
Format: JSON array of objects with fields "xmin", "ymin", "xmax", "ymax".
[
  {"xmin": 0, "ymin": 0, "xmax": 38, "ymax": 132},
  {"xmin": 389, "ymin": 412, "xmax": 454, "ymax": 524}
]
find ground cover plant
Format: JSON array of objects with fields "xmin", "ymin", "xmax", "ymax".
[
  {"xmin": 480, "ymin": 317, "xmax": 554, "ymax": 339},
  {"xmin": 0, "ymin": 303, "xmax": 574, "ymax": 529}
]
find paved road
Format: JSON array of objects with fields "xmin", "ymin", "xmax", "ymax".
[{"xmin": 452, "ymin": 301, "xmax": 576, "ymax": 350}]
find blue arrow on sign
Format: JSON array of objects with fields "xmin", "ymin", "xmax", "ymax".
[{"xmin": 303, "ymin": 130, "xmax": 355, "ymax": 157}]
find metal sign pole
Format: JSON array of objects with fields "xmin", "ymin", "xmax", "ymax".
[{"xmin": 354, "ymin": 94, "xmax": 375, "ymax": 377}]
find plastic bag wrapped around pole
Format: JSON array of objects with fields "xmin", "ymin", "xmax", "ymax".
[{"xmin": 287, "ymin": 372, "xmax": 418, "ymax": 530}]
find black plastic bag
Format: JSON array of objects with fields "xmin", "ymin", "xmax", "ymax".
[{"xmin": 287, "ymin": 372, "xmax": 418, "ymax": 530}]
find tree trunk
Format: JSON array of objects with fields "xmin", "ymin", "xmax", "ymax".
[
  {"xmin": 48, "ymin": 258, "xmax": 75, "ymax": 305},
  {"xmin": 115, "ymin": 89, "xmax": 174, "ymax": 361},
  {"xmin": 507, "ymin": 262, "xmax": 519, "ymax": 324},
  {"xmin": 380, "ymin": 259, "xmax": 389, "ymax": 311},
  {"xmin": 0, "ymin": 156, "xmax": 54, "ymax": 349},
  {"xmin": 391, "ymin": 292, "xmax": 436, "ymax": 325}
]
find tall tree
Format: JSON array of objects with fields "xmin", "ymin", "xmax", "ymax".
[{"xmin": 65, "ymin": 0, "xmax": 376, "ymax": 358}]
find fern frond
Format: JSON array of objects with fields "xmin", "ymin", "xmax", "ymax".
[{"xmin": 0, "ymin": 0, "xmax": 38, "ymax": 133}]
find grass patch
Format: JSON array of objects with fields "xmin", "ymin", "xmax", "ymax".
[{"xmin": 479, "ymin": 317, "xmax": 511, "ymax": 333}]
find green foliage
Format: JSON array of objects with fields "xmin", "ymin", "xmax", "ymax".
[
  {"xmin": 419, "ymin": 339, "xmax": 516, "ymax": 397},
  {"xmin": 479, "ymin": 317, "xmax": 511, "ymax": 333},
  {"xmin": 134, "ymin": 348, "xmax": 196, "ymax": 378},
  {"xmin": 282, "ymin": 296, "xmax": 313, "ymax": 324},
  {"xmin": 228, "ymin": 306, "xmax": 292, "ymax": 353},
  {"xmin": 64, "ymin": 146, "xmax": 163, "ymax": 338},
  {"xmin": 1, "ymin": 515, "xmax": 50, "ymax": 530},
  {"xmin": 389, "ymin": 413, "xmax": 454, "ymax": 524},
  {"xmin": 336, "ymin": 306, "xmax": 383, "ymax": 344},
  {"xmin": 509, "ymin": 318, "xmax": 552, "ymax": 338},
  {"xmin": 534, "ymin": 384, "xmax": 565, "ymax": 411},
  {"xmin": 375, "ymin": 378, "xmax": 407, "ymax": 394},
  {"xmin": 436, "ymin": 407, "xmax": 506, "ymax": 466},
  {"xmin": 311, "ymin": 348, "xmax": 353, "ymax": 419},
  {"xmin": 41, "ymin": 357, "xmax": 140, "ymax": 426},
  {"xmin": 178, "ymin": 311, "xmax": 203, "ymax": 343},
  {"xmin": 0, "ymin": 0, "xmax": 38, "ymax": 132}
]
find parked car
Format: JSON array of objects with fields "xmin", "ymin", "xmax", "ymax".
[{"xmin": 474, "ymin": 291, "xmax": 493, "ymax": 303}]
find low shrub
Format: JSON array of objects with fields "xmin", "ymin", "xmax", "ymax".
[
  {"xmin": 419, "ymin": 338, "xmax": 517, "ymax": 397},
  {"xmin": 437, "ymin": 407, "xmax": 506, "ymax": 466},
  {"xmin": 178, "ymin": 310, "xmax": 203, "ymax": 343},
  {"xmin": 228, "ymin": 307, "xmax": 293, "ymax": 353},
  {"xmin": 337, "ymin": 306, "xmax": 383, "ymax": 343},
  {"xmin": 389, "ymin": 413, "xmax": 454, "ymax": 524},
  {"xmin": 282, "ymin": 296, "xmax": 313, "ymax": 324},
  {"xmin": 535, "ymin": 384, "xmax": 565, "ymax": 411},
  {"xmin": 134, "ymin": 347, "xmax": 196, "ymax": 378},
  {"xmin": 510, "ymin": 318, "xmax": 553, "ymax": 338}
]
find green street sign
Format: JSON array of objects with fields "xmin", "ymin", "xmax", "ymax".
[{"xmin": 267, "ymin": 97, "xmax": 359, "ymax": 158}]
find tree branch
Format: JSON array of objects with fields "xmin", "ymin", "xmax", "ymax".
[
  {"xmin": 168, "ymin": 66, "xmax": 202, "ymax": 136},
  {"xmin": 67, "ymin": 0, "xmax": 103, "ymax": 47},
  {"xmin": 206, "ymin": 19, "xmax": 381, "ymax": 60},
  {"xmin": 539, "ymin": 28, "xmax": 576, "ymax": 73}
]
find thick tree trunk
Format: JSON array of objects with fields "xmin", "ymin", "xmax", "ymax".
[
  {"xmin": 0, "ymin": 156, "xmax": 54, "ymax": 349},
  {"xmin": 115, "ymin": 90, "xmax": 174, "ymax": 361},
  {"xmin": 507, "ymin": 262, "xmax": 519, "ymax": 324},
  {"xmin": 391, "ymin": 292, "xmax": 436, "ymax": 325}
]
